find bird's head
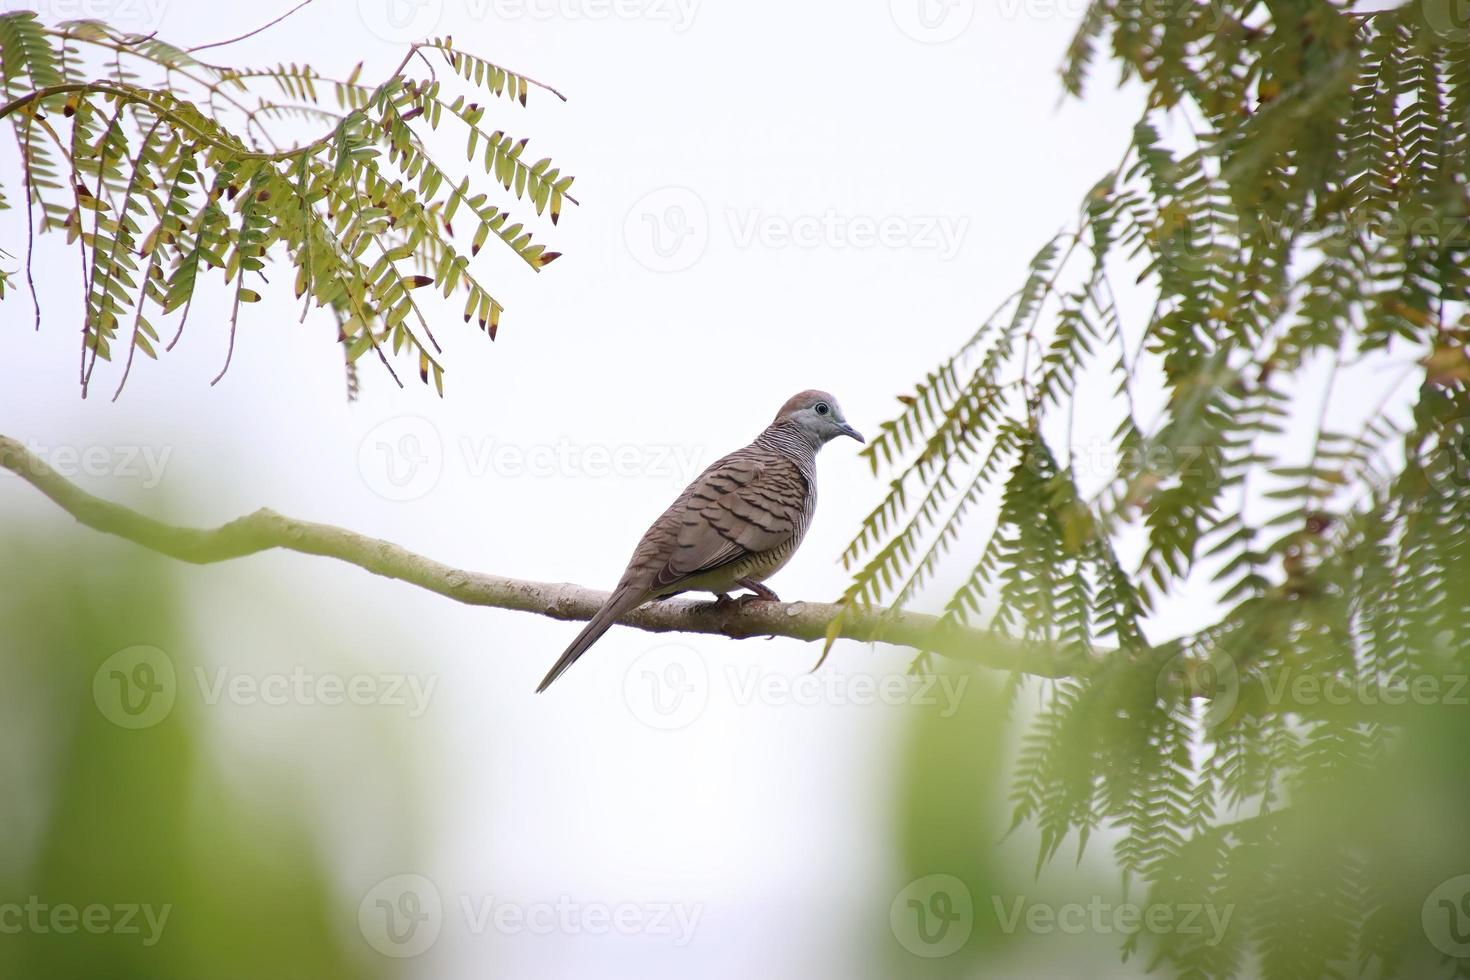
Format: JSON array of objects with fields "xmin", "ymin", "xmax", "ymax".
[{"xmin": 773, "ymin": 390, "xmax": 864, "ymax": 445}]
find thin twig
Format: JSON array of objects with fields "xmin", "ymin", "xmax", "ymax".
[
  {"xmin": 17, "ymin": 117, "xmax": 40, "ymax": 330},
  {"xmin": 187, "ymin": 0, "xmax": 317, "ymax": 55}
]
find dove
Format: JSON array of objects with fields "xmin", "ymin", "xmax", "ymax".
[{"xmin": 535, "ymin": 390, "xmax": 863, "ymax": 692}]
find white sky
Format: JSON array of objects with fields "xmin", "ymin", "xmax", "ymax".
[{"xmin": 0, "ymin": 0, "xmax": 1355, "ymax": 976}]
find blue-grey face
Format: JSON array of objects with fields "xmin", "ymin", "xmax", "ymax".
[{"xmin": 784, "ymin": 392, "xmax": 864, "ymax": 444}]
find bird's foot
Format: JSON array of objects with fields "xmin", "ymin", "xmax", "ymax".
[{"xmin": 736, "ymin": 579, "xmax": 780, "ymax": 603}]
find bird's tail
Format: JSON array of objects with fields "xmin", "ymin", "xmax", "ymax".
[{"xmin": 535, "ymin": 585, "xmax": 646, "ymax": 693}]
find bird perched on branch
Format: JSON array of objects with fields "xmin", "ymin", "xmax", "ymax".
[{"xmin": 536, "ymin": 389, "xmax": 863, "ymax": 692}]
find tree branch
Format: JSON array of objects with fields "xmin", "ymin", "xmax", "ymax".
[
  {"xmin": 0, "ymin": 435, "xmax": 1087, "ymax": 678},
  {"xmin": 187, "ymin": 0, "xmax": 316, "ymax": 54}
]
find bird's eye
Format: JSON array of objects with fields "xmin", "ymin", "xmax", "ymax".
[{"xmin": 815, "ymin": 402, "xmax": 830, "ymax": 416}]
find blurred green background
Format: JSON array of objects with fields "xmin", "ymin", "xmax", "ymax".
[{"xmin": 0, "ymin": 530, "xmax": 422, "ymax": 980}]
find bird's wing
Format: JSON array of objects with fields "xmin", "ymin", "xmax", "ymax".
[
  {"xmin": 627, "ymin": 452, "xmax": 808, "ymax": 595},
  {"xmin": 539, "ymin": 449, "xmax": 808, "ymax": 692}
]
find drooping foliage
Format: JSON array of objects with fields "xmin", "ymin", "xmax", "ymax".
[
  {"xmin": 0, "ymin": 11, "xmax": 574, "ymax": 398},
  {"xmin": 842, "ymin": 2, "xmax": 1470, "ymax": 976}
]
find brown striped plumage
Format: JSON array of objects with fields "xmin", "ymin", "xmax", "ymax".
[{"xmin": 535, "ymin": 390, "xmax": 862, "ymax": 692}]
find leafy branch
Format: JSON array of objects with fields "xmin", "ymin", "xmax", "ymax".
[
  {"xmin": 839, "ymin": 3, "xmax": 1470, "ymax": 976},
  {"xmin": 0, "ymin": 10, "xmax": 576, "ymax": 398}
]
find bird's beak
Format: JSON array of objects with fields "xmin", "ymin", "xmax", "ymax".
[{"xmin": 839, "ymin": 422, "xmax": 865, "ymax": 444}]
